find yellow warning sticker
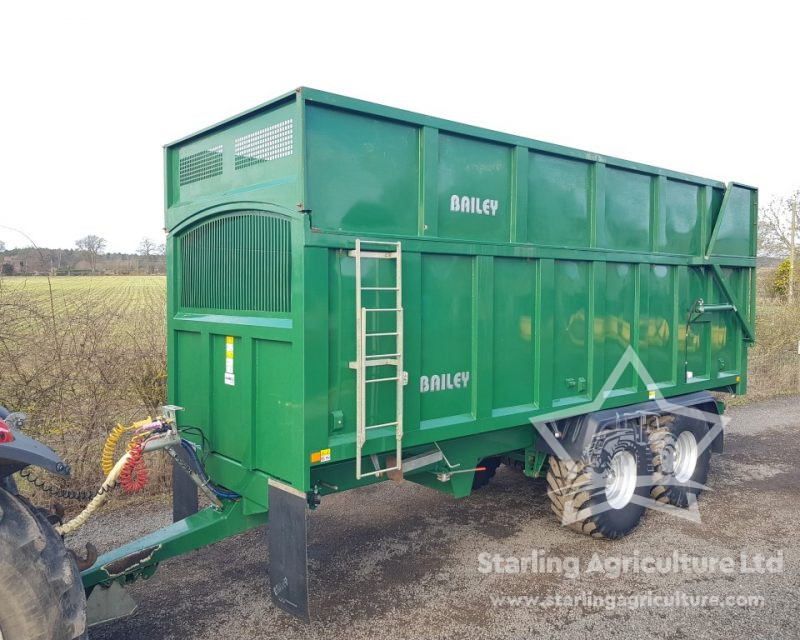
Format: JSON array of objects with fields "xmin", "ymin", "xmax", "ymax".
[
  {"xmin": 224, "ymin": 336, "xmax": 235, "ymax": 385},
  {"xmin": 310, "ymin": 448, "xmax": 332, "ymax": 464}
]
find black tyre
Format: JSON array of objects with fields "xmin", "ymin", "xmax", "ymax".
[
  {"xmin": 501, "ymin": 457, "xmax": 526, "ymax": 475},
  {"xmin": 648, "ymin": 413, "xmax": 711, "ymax": 507},
  {"xmin": 0, "ymin": 486, "xmax": 87, "ymax": 640},
  {"xmin": 546, "ymin": 426, "xmax": 653, "ymax": 539},
  {"xmin": 472, "ymin": 457, "xmax": 502, "ymax": 491}
]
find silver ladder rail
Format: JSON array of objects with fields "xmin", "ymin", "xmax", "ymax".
[{"xmin": 349, "ymin": 239, "xmax": 404, "ymax": 480}]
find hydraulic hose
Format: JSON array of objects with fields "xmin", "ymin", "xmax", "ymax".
[{"xmin": 179, "ymin": 438, "xmax": 240, "ymax": 500}]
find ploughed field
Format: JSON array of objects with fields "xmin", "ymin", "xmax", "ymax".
[{"xmin": 0, "ymin": 275, "xmax": 165, "ymax": 318}]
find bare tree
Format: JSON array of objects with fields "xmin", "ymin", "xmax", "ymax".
[
  {"xmin": 75, "ymin": 235, "xmax": 106, "ymax": 273},
  {"xmin": 759, "ymin": 191, "xmax": 799, "ymax": 258},
  {"xmin": 760, "ymin": 191, "xmax": 799, "ymax": 301},
  {"xmin": 155, "ymin": 243, "xmax": 165, "ymax": 256},
  {"xmin": 137, "ymin": 237, "xmax": 157, "ymax": 257}
]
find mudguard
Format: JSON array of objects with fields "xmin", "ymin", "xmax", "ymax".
[{"xmin": 268, "ymin": 479, "xmax": 310, "ymax": 622}]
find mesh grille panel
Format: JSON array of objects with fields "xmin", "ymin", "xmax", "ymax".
[
  {"xmin": 234, "ymin": 119, "xmax": 293, "ymax": 169},
  {"xmin": 179, "ymin": 145, "xmax": 223, "ymax": 185},
  {"xmin": 179, "ymin": 212, "xmax": 291, "ymax": 313}
]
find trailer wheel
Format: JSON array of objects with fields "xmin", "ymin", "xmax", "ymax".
[
  {"xmin": 472, "ymin": 457, "xmax": 502, "ymax": 491},
  {"xmin": 546, "ymin": 427, "xmax": 652, "ymax": 539},
  {"xmin": 0, "ymin": 486, "xmax": 87, "ymax": 640},
  {"xmin": 648, "ymin": 414, "xmax": 711, "ymax": 507}
]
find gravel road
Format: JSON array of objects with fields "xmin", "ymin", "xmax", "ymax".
[{"xmin": 71, "ymin": 395, "xmax": 800, "ymax": 640}]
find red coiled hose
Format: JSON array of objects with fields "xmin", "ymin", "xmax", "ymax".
[{"xmin": 119, "ymin": 442, "xmax": 149, "ymax": 493}]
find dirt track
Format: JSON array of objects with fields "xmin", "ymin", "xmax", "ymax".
[{"xmin": 73, "ymin": 395, "xmax": 800, "ymax": 640}]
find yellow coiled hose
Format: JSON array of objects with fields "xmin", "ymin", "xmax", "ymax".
[{"xmin": 100, "ymin": 418, "xmax": 151, "ymax": 475}]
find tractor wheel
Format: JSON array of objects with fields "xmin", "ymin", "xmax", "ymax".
[
  {"xmin": 648, "ymin": 414, "xmax": 711, "ymax": 507},
  {"xmin": 472, "ymin": 457, "xmax": 502, "ymax": 491},
  {"xmin": 546, "ymin": 426, "xmax": 652, "ymax": 539},
  {"xmin": 0, "ymin": 486, "xmax": 87, "ymax": 640}
]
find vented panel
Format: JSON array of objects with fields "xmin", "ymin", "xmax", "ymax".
[
  {"xmin": 179, "ymin": 145, "xmax": 223, "ymax": 185},
  {"xmin": 179, "ymin": 212, "xmax": 291, "ymax": 313},
  {"xmin": 235, "ymin": 119, "xmax": 293, "ymax": 170}
]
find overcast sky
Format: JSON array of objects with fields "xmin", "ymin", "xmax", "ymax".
[{"xmin": 0, "ymin": 1, "xmax": 797, "ymax": 252}]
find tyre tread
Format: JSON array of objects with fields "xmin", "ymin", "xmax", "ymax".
[{"xmin": 0, "ymin": 488, "xmax": 86, "ymax": 640}]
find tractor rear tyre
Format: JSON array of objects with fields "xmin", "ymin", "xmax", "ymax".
[{"xmin": 0, "ymin": 486, "xmax": 87, "ymax": 640}]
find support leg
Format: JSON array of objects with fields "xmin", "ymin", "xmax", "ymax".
[{"xmin": 171, "ymin": 446, "xmax": 198, "ymax": 522}]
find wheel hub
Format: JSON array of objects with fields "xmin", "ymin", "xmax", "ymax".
[
  {"xmin": 673, "ymin": 430, "xmax": 698, "ymax": 483},
  {"xmin": 605, "ymin": 450, "xmax": 637, "ymax": 509}
]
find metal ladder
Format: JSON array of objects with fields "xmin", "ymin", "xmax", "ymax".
[{"xmin": 348, "ymin": 239, "xmax": 404, "ymax": 480}]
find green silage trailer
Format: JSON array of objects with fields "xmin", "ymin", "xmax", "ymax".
[{"xmin": 78, "ymin": 87, "xmax": 756, "ymax": 624}]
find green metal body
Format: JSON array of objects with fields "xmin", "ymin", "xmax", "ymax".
[
  {"xmin": 82, "ymin": 88, "xmax": 756, "ymax": 590},
  {"xmin": 163, "ymin": 87, "xmax": 756, "ymax": 508}
]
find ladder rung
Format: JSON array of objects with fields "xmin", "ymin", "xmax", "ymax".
[
  {"xmin": 361, "ymin": 286, "xmax": 399, "ymax": 291},
  {"xmin": 365, "ymin": 376, "xmax": 398, "ymax": 384},
  {"xmin": 366, "ymin": 332, "xmax": 398, "ymax": 338},
  {"xmin": 359, "ymin": 465, "xmax": 400, "ymax": 478},
  {"xmin": 356, "ymin": 240, "xmax": 401, "ymax": 246},
  {"xmin": 349, "ymin": 250, "xmax": 397, "ymax": 259},
  {"xmin": 363, "ymin": 359, "xmax": 398, "ymax": 367},
  {"xmin": 366, "ymin": 353, "xmax": 399, "ymax": 359},
  {"xmin": 365, "ymin": 421, "xmax": 399, "ymax": 430},
  {"xmin": 364, "ymin": 308, "xmax": 401, "ymax": 312}
]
